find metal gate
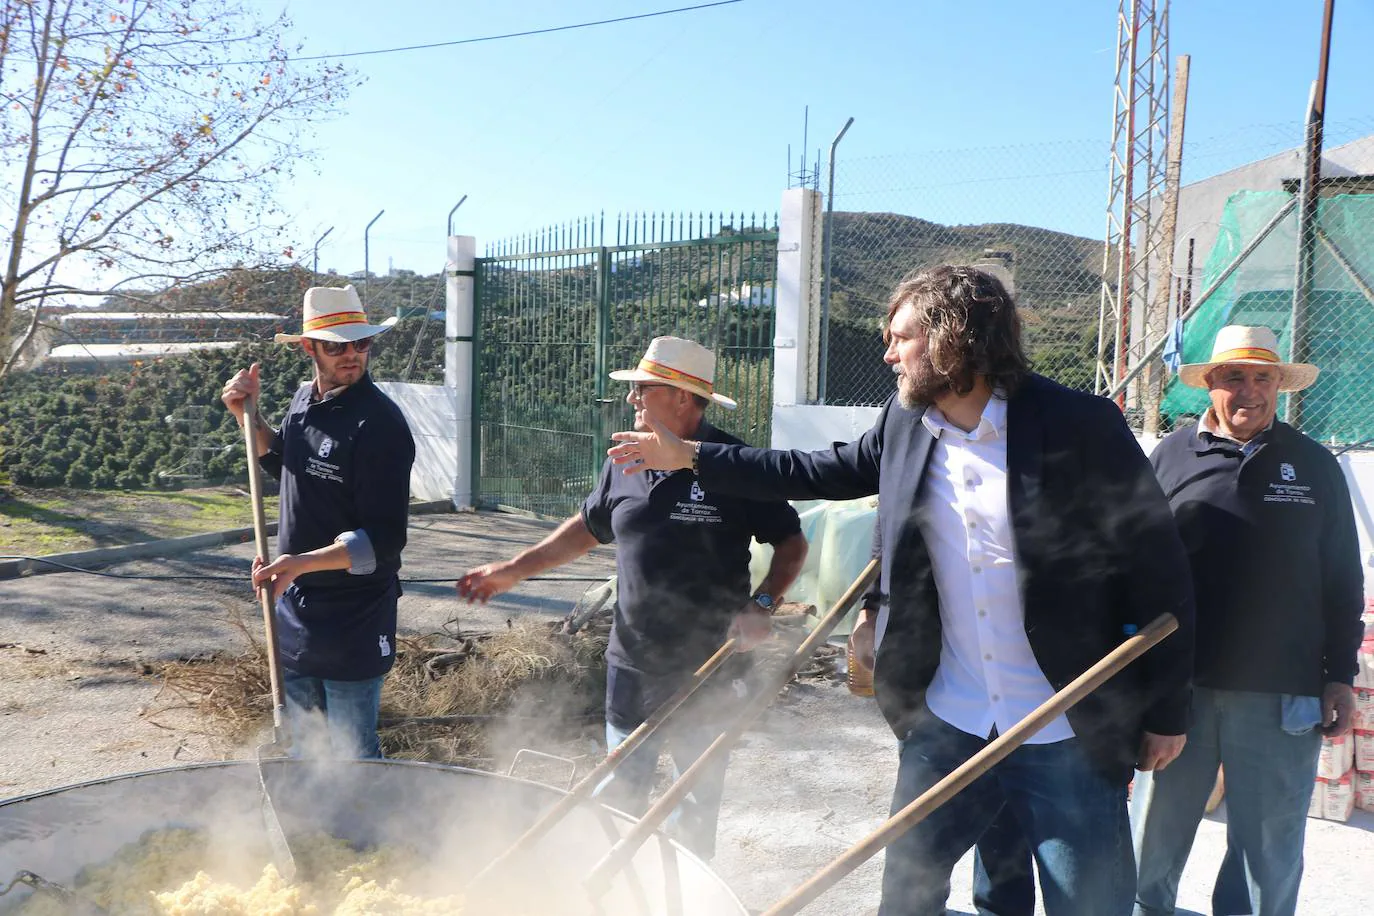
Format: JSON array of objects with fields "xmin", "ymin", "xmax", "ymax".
[{"xmin": 473, "ymin": 211, "xmax": 779, "ymax": 517}]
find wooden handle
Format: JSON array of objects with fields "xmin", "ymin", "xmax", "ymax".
[
  {"xmin": 760, "ymin": 612, "xmax": 1180, "ymax": 916},
  {"xmin": 583, "ymin": 559, "xmax": 882, "ymax": 898},
  {"xmin": 243, "ymin": 397, "xmax": 287, "ymax": 724},
  {"xmin": 468, "ymin": 638, "xmax": 739, "ymax": 890}
]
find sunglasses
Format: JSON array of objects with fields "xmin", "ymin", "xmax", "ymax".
[
  {"xmin": 315, "ymin": 337, "xmax": 374, "ymax": 357},
  {"xmin": 629, "ymin": 381, "xmax": 673, "ymax": 397}
]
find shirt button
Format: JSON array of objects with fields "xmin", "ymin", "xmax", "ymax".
[
  {"xmin": 991, "ymin": 694, "xmax": 1000, "ymax": 702},
  {"xmin": 984, "ymin": 653, "xmax": 992, "ymax": 661},
  {"xmin": 972, "ymin": 566, "xmax": 982, "ymax": 574},
  {"xmin": 967, "ymin": 520, "xmax": 977, "ymax": 530},
  {"xmin": 978, "ymin": 609, "xmax": 987, "ymax": 617}
]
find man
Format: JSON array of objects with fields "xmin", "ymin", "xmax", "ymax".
[
  {"xmin": 457, "ymin": 336, "xmax": 807, "ymax": 860},
  {"xmin": 860, "ymin": 511, "xmax": 1038, "ymax": 916},
  {"xmin": 221, "ymin": 284, "xmax": 415, "ymax": 760},
  {"xmin": 611, "ymin": 266, "xmax": 1196, "ymax": 916},
  {"xmin": 1133, "ymin": 325, "xmax": 1363, "ymax": 916}
]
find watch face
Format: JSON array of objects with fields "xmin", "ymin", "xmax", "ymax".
[{"xmin": 753, "ymin": 593, "xmax": 774, "ymax": 610}]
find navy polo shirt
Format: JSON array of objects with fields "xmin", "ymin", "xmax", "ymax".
[
  {"xmin": 582, "ymin": 421, "xmax": 802, "ymax": 680},
  {"xmin": 260, "ymin": 373, "xmax": 416, "ymax": 680},
  {"xmin": 1150, "ymin": 419, "xmax": 1363, "ymax": 696}
]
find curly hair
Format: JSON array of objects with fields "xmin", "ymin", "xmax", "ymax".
[{"xmin": 884, "ymin": 265, "xmax": 1030, "ymax": 397}]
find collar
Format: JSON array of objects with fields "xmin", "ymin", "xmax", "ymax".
[
  {"xmin": 921, "ymin": 393, "xmax": 1007, "ymax": 442},
  {"xmin": 308, "ymin": 373, "xmax": 372, "ymax": 406},
  {"xmin": 1196, "ymin": 409, "xmax": 1273, "ymax": 456}
]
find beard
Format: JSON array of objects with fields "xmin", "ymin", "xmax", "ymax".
[
  {"xmin": 895, "ymin": 360, "xmax": 953, "ymax": 409},
  {"xmin": 310, "ymin": 351, "xmax": 367, "ymax": 392}
]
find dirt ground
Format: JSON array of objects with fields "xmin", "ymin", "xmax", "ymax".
[{"xmin": 2, "ymin": 510, "xmax": 1371, "ymax": 915}]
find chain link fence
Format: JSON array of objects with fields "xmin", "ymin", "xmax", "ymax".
[
  {"xmin": 821, "ymin": 139, "xmax": 1107, "ymax": 406},
  {"xmin": 821, "ymin": 117, "xmax": 1374, "ymax": 450}
]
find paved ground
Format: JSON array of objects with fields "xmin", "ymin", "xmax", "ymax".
[{"xmin": 1, "ymin": 510, "xmax": 1371, "ymax": 914}]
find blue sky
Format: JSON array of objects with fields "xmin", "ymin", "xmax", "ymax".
[{"xmin": 268, "ymin": 0, "xmax": 1374, "ymax": 275}]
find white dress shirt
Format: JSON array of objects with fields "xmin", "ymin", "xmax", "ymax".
[{"xmin": 919, "ymin": 395, "xmax": 1075, "ymax": 743}]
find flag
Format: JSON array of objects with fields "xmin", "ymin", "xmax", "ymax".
[{"xmin": 1162, "ymin": 318, "xmax": 1185, "ymax": 374}]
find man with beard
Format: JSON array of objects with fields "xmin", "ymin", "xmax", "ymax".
[
  {"xmin": 608, "ymin": 266, "xmax": 1196, "ymax": 916},
  {"xmin": 221, "ymin": 284, "xmax": 415, "ymax": 759},
  {"xmin": 456, "ymin": 336, "xmax": 807, "ymax": 860}
]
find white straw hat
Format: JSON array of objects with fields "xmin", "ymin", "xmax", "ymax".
[
  {"xmin": 609, "ymin": 336, "xmax": 738, "ymax": 409},
  {"xmin": 1178, "ymin": 324, "xmax": 1319, "ymax": 392},
  {"xmin": 274, "ymin": 285, "xmax": 398, "ymax": 344}
]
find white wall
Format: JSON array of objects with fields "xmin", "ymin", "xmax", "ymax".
[{"xmin": 374, "ymin": 381, "xmax": 456, "ymax": 503}]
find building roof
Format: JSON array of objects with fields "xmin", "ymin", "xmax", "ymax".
[{"xmin": 46, "ymin": 342, "xmax": 241, "ymax": 362}]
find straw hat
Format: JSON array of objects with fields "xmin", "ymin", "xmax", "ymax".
[
  {"xmin": 274, "ymin": 285, "xmax": 398, "ymax": 344},
  {"xmin": 1178, "ymin": 325, "xmax": 1319, "ymax": 392},
  {"xmin": 609, "ymin": 336, "xmax": 738, "ymax": 409}
]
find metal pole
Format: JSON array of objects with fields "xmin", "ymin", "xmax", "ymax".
[
  {"xmin": 1287, "ymin": 0, "xmax": 1335, "ymax": 426},
  {"xmin": 1144, "ymin": 54, "xmax": 1190, "ymax": 436},
  {"xmin": 1108, "ymin": 198, "xmax": 1298, "ymax": 400},
  {"xmin": 447, "ymin": 195, "xmax": 468, "ymax": 237},
  {"xmin": 363, "ymin": 210, "xmax": 385, "ymax": 308},
  {"xmin": 818, "ymin": 116, "xmax": 854, "ymax": 405},
  {"xmin": 311, "ymin": 226, "xmax": 334, "ymax": 276}
]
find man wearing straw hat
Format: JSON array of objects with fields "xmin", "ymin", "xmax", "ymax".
[
  {"xmin": 1133, "ymin": 325, "xmax": 1362, "ymax": 916},
  {"xmin": 221, "ymin": 284, "xmax": 415, "ymax": 760},
  {"xmin": 609, "ymin": 266, "xmax": 1196, "ymax": 916},
  {"xmin": 456, "ymin": 336, "xmax": 808, "ymax": 860}
]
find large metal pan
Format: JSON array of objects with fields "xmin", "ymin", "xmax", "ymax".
[{"xmin": 0, "ymin": 760, "xmax": 747, "ymax": 915}]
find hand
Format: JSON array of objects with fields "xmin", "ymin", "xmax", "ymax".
[
  {"xmin": 456, "ymin": 563, "xmax": 521, "ymax": 603},
  {"xmin": 1321, "ymin": 682, "xmax": 1355, "ymax": 737},
  {"xmin": 252, "ymin": 553, "xmax": 302, "ymax": 605},
  {"xmin": 848, "ymin": 614, "xmax": 876, "ymax": 673},
  {"xmin": 728, "ymin": 606, "xmax": 772, "ymax": 651},
  {"xmin": 608, "ymin": 413, "xmax": 694, "ymax": 475},
  {"xmin": 222, "ymin": 363, "xmax": 262, "ymax": 424},
  {"xmin": 1136, "ymin": 731, "xmax": 1187, "ymax": 772}
]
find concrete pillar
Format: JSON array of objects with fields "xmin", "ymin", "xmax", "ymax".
[
  {"xmin": 774, "ymin": 188, "xmax": 824, "ymax": 410},
  {"xmin": 446, "ymin": 234, "xmax": 476, "ymax": 509}
]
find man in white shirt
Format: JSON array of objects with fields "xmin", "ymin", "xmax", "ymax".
[{"xmin": 609, "ymin": 265, "xmax": 1196, "ymax": 915}]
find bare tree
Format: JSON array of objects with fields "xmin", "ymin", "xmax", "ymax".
[{"xmin": 0, "ymin": 0, "xmax": 354, "ymax": 376}]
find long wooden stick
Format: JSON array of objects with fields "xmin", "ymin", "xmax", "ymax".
[
  {"xmin": 466, "ymin": 637, "xmax": 739, "ymax": 889},
  {"xmin": 244, "ymin": 396, "xmax": 288, "ymax": 730},
  {"xmin": 759, "ymin": 612, "xmax": 1180, "ymax": 916},
  {"xmin": 244, "ymin": 396, "xmax": 296, "ymax": 881},
  {"xmin": 583, "ymin": 559, "xmax": 882, "ymax": 899}
]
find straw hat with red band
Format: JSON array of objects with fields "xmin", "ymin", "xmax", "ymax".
[
  {"xmin": 609, "ymin": 336, "xmax": 738, "ymax": 410},
  {"xmin": 1178, "ymin": 324, "xmax": 1319, "ymax": 392},
  {"xmin": 274, "ymin": 285, "xmax": 398, "ymax": 344}
]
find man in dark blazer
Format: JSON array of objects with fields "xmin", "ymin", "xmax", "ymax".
[{"xmin": 608, "ymin": 265, "xmax": 1196, "ymax": 916}]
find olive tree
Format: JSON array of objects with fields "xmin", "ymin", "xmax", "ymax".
[{"xmin": 0, "ymin": 0, "xmax": 353, "ymax": 376}]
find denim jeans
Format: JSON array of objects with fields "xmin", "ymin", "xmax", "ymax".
[
  {"xmin": 281, "ymin": 669, "xmax": 386, "ymax": 760},
  {"xmin": 879, "ymin": 707, "xmax": 1133, "ymax": 916},
  {"xmin": 594, "ymin": 718, "xmax": 731, "ymax": 861},
  {"xmin": 1132, "ymin": 688, "xmax": 1322, "ymax": 916},
  {"xmin": 972, "ymin": 806, "xmax": 1037, "ymax": 916}
]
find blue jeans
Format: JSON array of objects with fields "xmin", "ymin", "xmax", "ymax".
[
  {"xmin": 972, "ymin": 806, "xmax": 1037, "ymax": 915},
  {"xmin": 1133, "ymin": 688, "xmax": 1322, "ymax": 916},
  {"xmin": 281, "ymin": 669, "xmax": 386, "ymax": 760},
  {"xmin": 879, "ymin": 708, "xmax": 1133, "ymax": 916},
  {"xmin": 594, "ymin": 718, "xmax": 730, "ymax": 861}
]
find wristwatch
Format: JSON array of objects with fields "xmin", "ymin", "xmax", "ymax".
[{"xmin": 750, "ymin": 593, "xmax": 775, "ymax": 614}]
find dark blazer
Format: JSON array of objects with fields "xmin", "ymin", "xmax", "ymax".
[{"xmin": 697, "ymin": 374, "xmax": 1196, "ymax": 783}]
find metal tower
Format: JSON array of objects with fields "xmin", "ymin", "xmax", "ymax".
[{"xmin": 1095, "ymin": 0, "xmax": 1171, "ymax": 404}]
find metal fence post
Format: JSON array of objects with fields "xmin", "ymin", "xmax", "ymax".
[
  {"xmin": 363, "ymin": 209, "xmax": 385, "ymax": 308},
  {"xmin": 446, "ymin": 234, "xmax": 477, "ymax": 510},
  {"xmin": 818, "ymin": 117, "xmax": 854, "ymax": 405}
]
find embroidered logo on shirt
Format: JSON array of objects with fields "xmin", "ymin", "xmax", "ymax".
[
  {"xmin": 689, "ymin": 481, "xmax": 706, "ymax": 502},
  {"xmin": 318, "ymin": 437, "xmax": 334, "ymax": 458},
  {"xmin": 1280, "ymin": 462, "xmax": 1296, "ymax": 481},
  {"xmin": 378, "ymin": 635, "xmax": 391, "ymax": 657}
]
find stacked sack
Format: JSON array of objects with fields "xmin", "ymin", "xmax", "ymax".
[
  {"xmin": 1355, "ymin": 599, "xmax": 1374, "ymax": 816},
  {"xmin": 1310, "ymin": 599, "xmax": 1374, "ymax": 822}
]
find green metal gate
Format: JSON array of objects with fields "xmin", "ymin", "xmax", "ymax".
[{"xmin": 473, "ymin": 211, "xmax": 779, "ymax": 517}]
